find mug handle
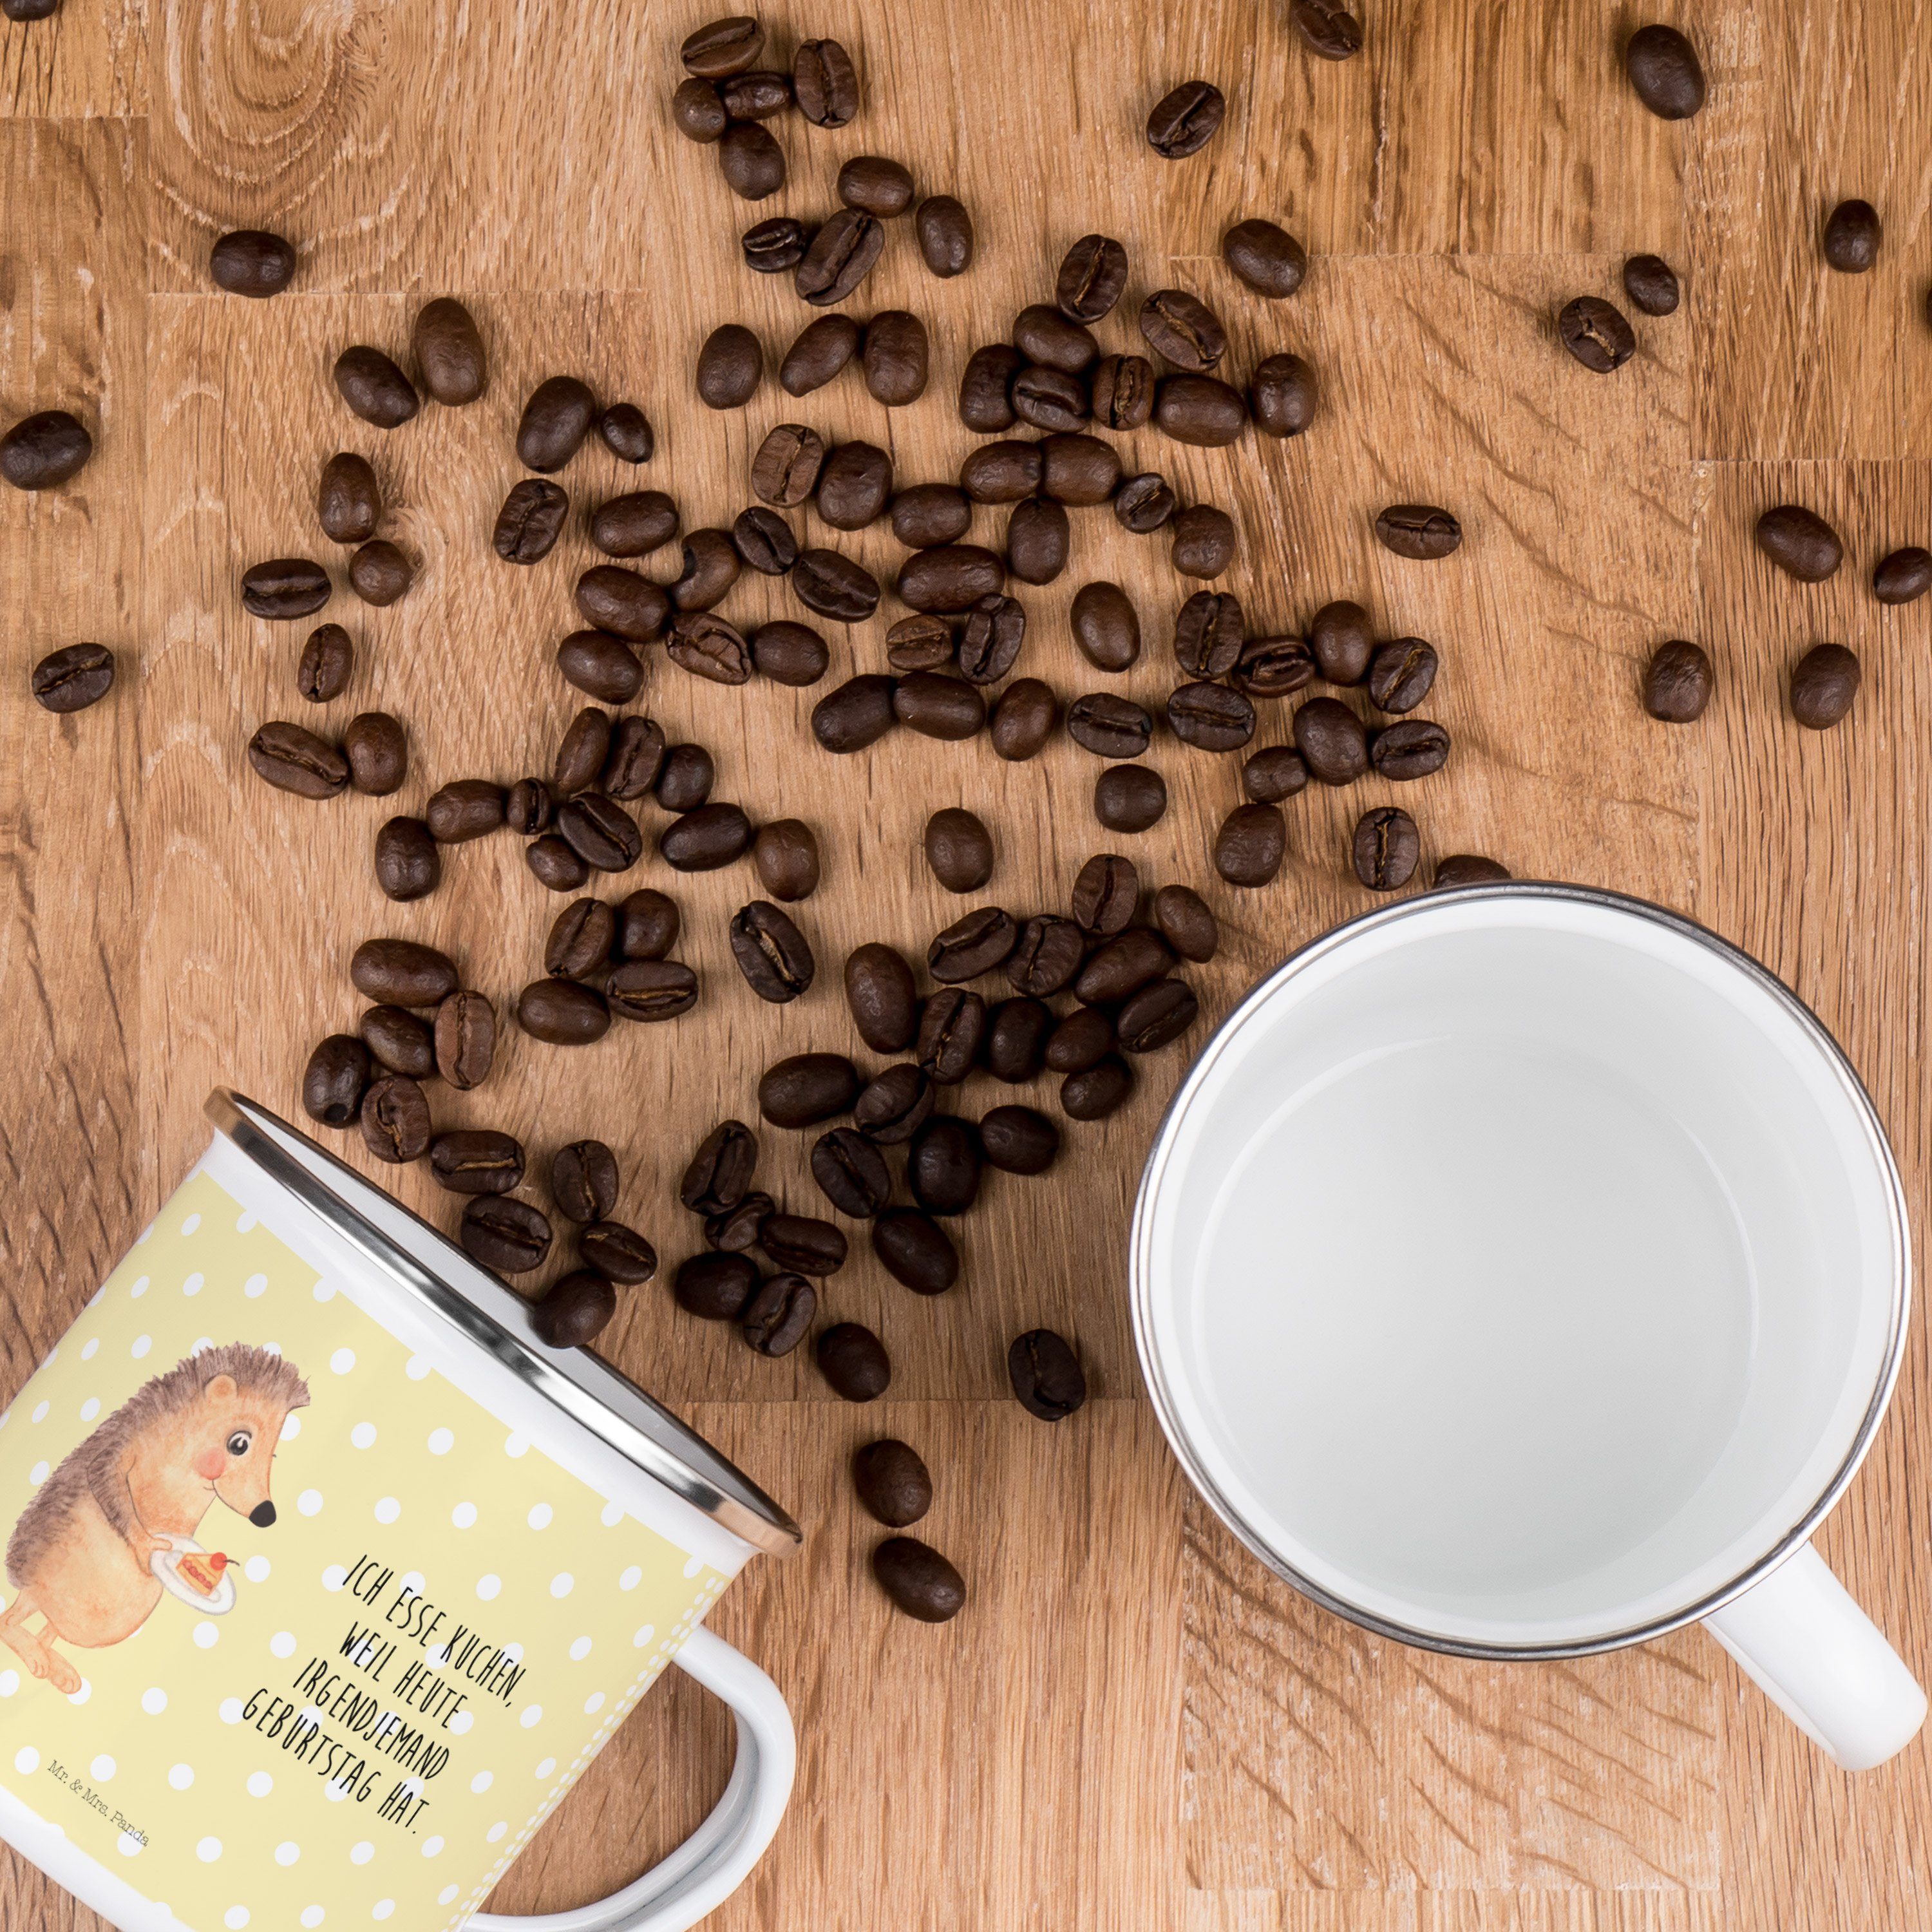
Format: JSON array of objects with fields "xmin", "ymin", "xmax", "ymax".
[
  {"xmin": 471, "ymin": 1626, "xmax": 795, "ymax": 1932},
  {"xmin": 1702, "ymin": 1542, "xmax": 1926, "ymax": 1770}
]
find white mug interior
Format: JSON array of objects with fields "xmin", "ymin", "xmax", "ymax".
[{"xmin": 1135, "ymin": 887, "xmax": 1906, "ymax": 1652}]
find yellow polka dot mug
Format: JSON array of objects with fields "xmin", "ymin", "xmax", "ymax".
[{"xmin": 0, "ymin": 1091, "xmax": 801, "ymax": 1932}]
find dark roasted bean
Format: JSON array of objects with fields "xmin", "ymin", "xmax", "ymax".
[
  {"xmin": 1367, "ymin": 638, "xmax": 1438, "ymax": 713},
  {"xmin": 30, "ymin": 642, "xmax": 115, "ymax": 713},
  {"xmin": 864, "ymin": 310, "xmax": 929, "ymax": 406},
  {"xmin": 616, "ymin": 888, "xmax": 679, "ymax": 961},
  {"xmin": 242, "ymin": 557, "xmax": 331, "ymax": 620},
  {"xmin": 793, "ymin": 37, "xmax": 860, "ymax": 124},
  {"xmin": 516, "ymin": 977, "xmax": 610, "ymax": 1045},
  {"xmin": 590, "ymin": 489, "xmax": 679, "ymax": 558},
  {"xmin": 795, "ymin": 208, "xmax": 883, "ymax": 304},
  {"xmin": 435, "ymin": 990, "xmax": 495, "ymax": 1089},
  {"xmin": 1435, "ymin": 854, "xmax": 1512, "ymax": 888},
  {"xmin": 412, "ymin": 296, "xmax": 486, "ymax": 404},
  {"xmin": 360, "ymin": 1074, "xmax": 431, "ymax": 1164},
  {"xmin": 0, "ymin": 408, "xmax": 90, "ymax": 489},
  {"xmin": 707, "ymin": 1191, "xmax": 773, "ymax": 1251},
  {"xmin": 792, "ymin": 547, "xmax": 880, "ymax": 621},
  {"xmin": 719, "ymin": 68, "xmax": 791, "ymax": 117},
  {"xmin": 554, "ymin": 707, "xmax": 613, "ymax": 795},
  {"xmin": 1155, "ymin": 884, "xmax": 1219, "ymax": 962},
  {"xmin": 429, "ymin": 1130, "xmax": 524, "ymax": 1196},
  {"xmin": 817, "ymin": 440, "xmax": 894, "ymax": 529},
  {"xmin": 1090, "ymin": 354, "xmax": 1155, "ymax": 430},
  {"xmin": 343, "ymin": 711, "xmax": 407, "ymax": 795},
  {"xmin": 607, "ymin": 958, "xmax": 699, "ymax": 1021},
  {"xmin": 1370, "ymin": 719, "xmax": 1451, "ymax": 779},
  {"xmin": 696, "ymin": 323, "xmax": 762, "ymax": 408},
  {"xmin": 553, "ymin": 1140, "xmax": 620, "ymax": 1224},
  {"xmin": 960, "ymin": 440, "xmax": 1043, "ymax": 505},
  {"xmin": 760, "ymin": 1213, "xmax": 848, "ymax": 1277},
  {"xmin": 873, "ymin": 1535, "xmax": 967, "ymax": 1620},
  {"xmin": 659, "ymin": 801, "xmax": 752, "ymax": 871},
  {"xmin": 853, "ymin": 1439, "xmax": 932, "ymax": 1526},
  {"xmin": 1251, "ymin": 353, "xmax": 1319, "ymax": 437},
  {"xmin": 1094, "ymin": 763, "xmax": 1168, "ymax": 832},
  {"xmin": 1056, "ymin": 234, "xmax": 1129, "ymax": 323},
  {"xmin": 1233, "ymin": 632, "xmax": 1315, "ymax": 699},
  {"xmin": 360, "ymin": 1004, "xmax": 435, "ymax": 1078},
  {"xmin": 1173, "ymin": 591, "xmax": 1243, "ymax": 677},
  {"xmin": 759, "ymin": 1052, "xmax": 861, "ymax": 1128},
  {"xmin": 1117, "ymin": 977, "xmax": 1199, "ymax": 1052},
  {"xmin": 1291, "ymin": 0, "xmax": 1363, "ymax": 57},
  {"xmin": 873, "ymin": 1208, "xmax": 959, "ymax": 1294},
  {"xmin": 347, "ymin": 537, "xmax": 412, "ymax": 607},
  {"xmin": 958, "ymin": 594, "xmax": 1026, "ymax": 683},
  {"xmin": 1374, "ymin": 504, "xmax": 1461, "ymax": 560},
  {"xmin": 838, "ymin": 154, "xmax": 915, "ymax": 218},
  {"xmin": 845, "ymin": 942, "xmax": 922, "ymax": 1054},
  {"xmin": 209, "ymin": 228, "xmax": 296, "ymax": 297},
  {"xmin": 983, "ymin": 998, "xmax": 1053, "ymax": 1082},
  {"xmin": 890, "ymin": 485, "xmax": 971, "ymax": 550},
  {"xmin": 752, "ymin": 621, "xmax": 830, "ymax": 685},
  {"xmin": 929, "ymin": 907, "xmax": 1019, "ymax": 983},
  {"xmin": 674, "ymin": 75, "xmax": 728, "ymax": 141},
  {"xmin": 1168, "ymin": 681, "xmax": 1256, "ymax": 751},
  {"xmin": 1625, "ymin": 24, "xmax": 1705, "ymax": 118},
  {"xmin": 303, "ymin": 1036, "xmax": 370, "ymax": 1128},
  {"xmin": 670, "ymin": 528, "xmax": 743, "ymax": 611},
  {"xmin": 576, "ymin": 564, "xmax": 670, "ymax": 641},
  {"xmin": 1353, "ymin": 806, "xmax": 1420, "ymax": 889},
  {"xmin": 1005, "ymin": 916, "xmax": 1084, "ymax": 996},
  {"xmin": 895, "ymin": 670, "xmax": 986, "ymax": 740},
  {"xmin": 1244, "ymin": 743, "xmax": 1310, "ymax": 802},
  {"xmin": 1075, "ymin": 928, "xmax": 1173, "ymax": 1006},
  {"xmin": 743, "ymin": 215, "xmax": 810, "ymax": 272},
  {"xmin": 887, "ymin": 614, "xmax": 956, "ymax": 674},
  {"xmin": 990, "ymin": 678, "xmax": 1057, "ymax": 761},
  {"xmin": 1071, "ymin": 580, "xmax": 1141, "ymax": 671},
  {"xmin": 1875, "ymin": 547, "xmax": 1932, "ymax": 605},
  {"xmin": 676, "ymin": 1251, "xmax": 759, "ymax": 1321},
  {"xmin": 1215, "ymin": 802, "xmax": 1288, "ymax": 887},
  {"xmin": 517, "ymin": 376, "xmax": 597, "ymax": 471},
  {"xmin": 916, "ymin": 988, "xmax": 986, "ymax": 1083},
  {"xmin": 317, "ymin": 452, "xmax": 380, "ymax": 545},
  {"xmin": 752, "ymin": 819, "xmax": 819, "ymax": 902},
  {"xmin": 493, "ymin": 477, "xmax": 568, "ymax": 564},
  {"xmin": 526, "ymin": 835, "xmax": 590, "ymax": 892},
  {"xmin": 731, "ymin": 900, "xmax": 815, "ymax": 1002},
  {"xmin": 1045, "ymin": 1005, "xmax": 1115, "ymax": 1075},
  {"xmin": 681, "ymin": 14, "xmax": 762, "ymax": 76},
  {"xmin": 1140, "ymin": 289, "xmax": 1226, "ymax": 372},
  {"xmin": 297, "ymin": 623, "xmax": 353, "ymax": 702},
  {"xmin": 680, "ymin": 1122, "xmax": 757, "ymax": 1217},
  {"xmin": 668, "ymin": 611, "xmax": 753, "ymax": 685},
  {"xmin": 1005, "ymin": 496, "xmax": 1070, "ymax": 585},
  {"xmin": 1171, "ymin": 504, "xmax": 1236, "ymax": 579},
  {"xmin": 1790, "ymin": 643, "xmax": 1861, "ymax": 729},
  {"xmin": 424, "ymin": 779, "xmax": 504, "ymax": 842},
  {"xmin": 1623, "ymin": 254, "xmax": 1681, "ymax": 316},
  {"xmin": 753, "ymin": 421, "xmax": 829, "ymax": 501},
  {"xmin": 718, "ymin": 120, "xmax": 786, "ymax": 200},
  {"xmin": 333, "ymin": 348, "xmax": 419, "ymax": 430},
  {"xmin": 813, "ymin": 1128, "xmax": 893, "ymax": 1217},
  {"xmin": 507, "ymin": 783, "xmax": 556, "ymax": 841},
  {"xmin": 958, "ymin": 343, "xmax": 1025, "ymax": 432},
  {"xmin": 533, "ymin": 1271, "xmax": 618, "ymax": 1347},
  {"xmin": 1154, "ymin": 374, "xmax": 1247, "ymax": 446},
  {"xmin": 374, "ymin": 816, "xmax": 439, "ymax": 901},
  {"xmin": 915, "ymin": 196, "xmax": 974, "ymax": 276},
  {"xmin": 556, "ymin": 791, "xmax": 643, "ymax": 873},
  {"xmin": 909, "ymin": 1115, "xmax": 981, "ymax": 1216},
  {"xmin": 1309, "ymin": 600, "xmax": 1374, "ymax": 683},
  {"xmin": 556, "ymin": 629, "xmax": 644, "ymax": 705},
  {"xmin": 1061, "ymin": 1054, "xmax": 1134, "ymax": 1121},
  {"xmin": 1557, "ymin": 296, "xmax": 1636, "ymax": 374},
  {"xmin": 1014, "ymin": 304, "xmax": 1099, "ymax": 374},
  {"xmin": 598, "ymin": 402, "xmax": 654, "ymax": 462},
  {"xmin": 460, "ymin": 1196, "xmax": 553, "ymax": 1274},
  {"xmin": 812, "ymin": 674, "xmax": 898, "ymax": 752},
  {"xmin": 1756, "ymin": 504, "xmax": 1842, "ymax": 582},
  {"xmin": 1010, "ymin": 364, "xmax": 1089, "ymax": 433},
  {"xmin": 1222, "ymin": 218, "xmax": 1307, "ymax": 297},
  {"xmin": 741, "ymin": 1273, "xmax": 815, "ymax": 1356},
  {"xmin": 546, "ymin": 898, "xmax": 617, "ymax": 978},
  {"xmin": 980, "ymin": 1104, "xmax": 1059, "ymax": 1175},
  {"xmin": 817, "ymin": 1322, "xmax": 889, "ymax": 1401},
  {"xmin": 1294, "ymin": 696, "xmax": 1369, "ymax": 783},
  {"xmin": 1067, "ymin": 692, "xmax": 1152, "ymax": 758},
  {"xmin": 1146, "ymin": 79, "xmax": 1226, "ymax": 158},
  {"xmin": 1072, "ymin": 853, "xmax": 1139, "ymax": 935}
]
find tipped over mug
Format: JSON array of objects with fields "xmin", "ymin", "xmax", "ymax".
[
  {"xmin": 0, "ymin": 1092, "xmax": 799, "ymax": 1932},
  {"xmin": 1134, "ymin": 882, "xmax": 1926, "ymax": 1770}
]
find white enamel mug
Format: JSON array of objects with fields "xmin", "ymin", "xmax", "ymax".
[{"xmin": 1132, "ymin": 883, "xmax": 1926, "ymax": 1770}]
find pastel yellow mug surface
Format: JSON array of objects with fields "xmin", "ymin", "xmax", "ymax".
[{"xmin": 0, "ymin": 1092, "xmax": 800, "ymax": 1932}]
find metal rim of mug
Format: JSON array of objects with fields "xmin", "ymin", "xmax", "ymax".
[
  {"xmin": 206, "ymin": 1088, "xmax": 802, "ymax": 1558},
  {"xmin": 1128, "ymin": 880, "xmax": 1913, "ymax": 1662}
]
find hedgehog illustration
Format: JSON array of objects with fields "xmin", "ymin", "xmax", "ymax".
[{"xmin": 0, "ymin": 1343, "xmax": 309, "ymax": 1693}]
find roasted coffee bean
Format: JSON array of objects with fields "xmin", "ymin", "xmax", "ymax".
[
  {"xmin": 297, "ymin": 623, "xmax": 354, "ymax": 703},
  {"xmin": 333, "ymin": 348, "xmax": 419, "ymax": 430},
  {"xmin": 813, "ymin": 674, "xmax": 898, "ymax": 752},
  {"xmin": 533, "ymin": 1271, "xmax": 617, "ymax": 1348},
  {"xmin": 813, "ymin": 1127, "xmax": 893, "ymax": 1217},
  {"xmin": 1790, "ymin": 644, "xmax": 1861, "ymax": 729},
  {"xmin": 435, "ymin": 990, "xmax": 495, "ymax": 1089},
  {"xmin": 1172, "ymin": 591, "xmax": 1242, "ymax": 677},
  {"xmin": 668, "ymin": 611, "xmax": 753, "ymax": 685},
  {"xmin": 1005, "ymin": 1331, "xmax": 1088, "ymax": 1428},
  {"xmin": 577, "ymin": 1220, "xmax": 658, "ymax": 1285},
  {"xmin": 1627, "ymin": 22, "xmax": 1706, "ymax": 118},
  {"xmin": 614, "ymin": 889, "xmax": 679, "ymax": 963},
  {"xmin": 1010, "ymin": 365, "xmax": 1090, "ymax": 434},
  {"xmin": 990, "ymin": 678, "xmax": 1057, "ymax": 761},
  {"xmin": 598, "ymin": 402, "xmax": 654, "ymax": 462},
  {"xmin": 958, "ymin": 594, "xmax": 1027, "ymax": 683},
  {"xmin": 317, "ymin": 452, "xmax": 381, "ymax": 546},
  {"xmin": 743, "ymin": 215, "xmax": 810, "ymax": 273},
  {"xmin": 1117, "ymin": 978, "xmax": 1200, "ymax": 1053},
  {"xmin": 249, "ymin": 721, "xmax": 348, "ymax": 798},
  {"xmin": 929, "ymin": 907, "xmax": 1019, "ymax": 984},
  {"xmin": 1168, "ymin": 681, "xmax": 1256, "ymax": 752},
  {"xmin": 554, "ymin": 707, "xmax": 613, "ymax": 796},
  {"xmin": 793, "ymin": 548, "xmax": 881, "ymax": 621},
  {"xmin": 556, "ymin": 791, "xmax": 643, "ymax": 872},
  {"xmin": 838, "ymin": 155, "xmax": 914, "ymax": 218},
  {"xmin": 915, "ymin": 195, "xmax": 974, "ymax": 277},
  {"xmin": 706, "ymin": 1191, "xmax": 773, "ymax": 1251},
  {"xmin": 1367, "ymin": 638, "xmax": 1438, "ymax": 714},
  {"xmin": 679, "ymin": 1122, "xmax": 757, "ymax": 1220},
  {"xmin": 674, "ymin": 75, "xmax": 728, "ymax": 141},
  {"xmin": 303, "ymin": 1036, "xmax": 370, "ymax": 1127},
  {"xmin": 1140, "ymin": 289, "xmax": 1226, "ymax": 373},
  {"xmin": 960, "ymin": 440, "xmax": 1044, "ymax": 505},
  {"xmin": 676, "ymin": 1251, "xmax": 759, "ymax": 1321},
  {"xmin": 1067, "ymin": 692, "xmax": 1153, "ymax": 758},
  {"xmin": 1293, "ymin": 696, "xmax": 1369, "ymax": 783},
  {"xmin": 696, "ymin": 325, "xmax": 762, "ymax": 410},
  {"xmin": 1222, "ymin": 216, "xmax": 1307, "ymax": 296},
  {"xmin": 873, "ymin": 1208, "xmax": 959, "ymax": 1294},
  {"xmin": 1251, "ymin": 353, "xmax": 1319, "ymax": 437},
  {"xmin": 1090, "ymin": 354, "xmax": 1155, "ymax": 431},
  {"xmin": 412, "ymin": 296, "xmax": 486, "ymax": 404},
  {"xmin": 1005, "ymin": 496, "xmax": 1070, "ymax": 585},
  {"xmin": 1435, "ymin": 853, "xmax": 1512, "ymax": 887},
  {"xmin": 1558, "ymin": 296, "xmax": 1636, "ymax": 374},
  {"xmin": 681, "ymin": 14, "xmax": 761, "ymax": 75},
  {"xmin": 895, "ymin": 670, "xmax": 986, "ymax": 740},
  {"xmin": 518, "ymin": 375, "xmax": 597, "ymax": 471},
  {"xmin": 669, "ymin": 529, "xmax": 743, "ymax": 611},
  {"xmin": 1005, "ymin": 916, "xmax": 1084, "ymax": 997},
  {"xmin": 1070, "ymin": 853, "xmax": 1137, "ymax": 936},
  {"xmin": 909, "ymin": 1116, "xmax": 981, "ymax": 1217},
  {"xmin": 360, "ymin": 1074, "xmax": 431, "ymax": 1164},
  {"xmin": 348, "ymin": 537, "xmax": 412, "ymax": 607},
  {"xmin": 730, "ymin": 901, "xmax": 815, "ymax": 1002},
  {"xmin": 460, "ymin": 1197, "xmax": 553, "ymax": 1274},
  {"xmin": 719, "ymin": 66, "xmax": 791, "ymax": 117},
  {"xmin": 862, "ymin": 311, "xmax": 929, "ymax": 406},
  {"xmin": 1171, "ymin": 504, "xmax": 1236, "ymax": 579},
  {"xmin": 818, "ymin": 1322, "xmax": 890, "ymax": 1401},
  {"xmin": 795, "ymin": 208, "xmax": 883, "ymax": 304},
  {"xmin": 0, "ymin": 408, "xmax": 88, "ymax": 490},
  {"xmin": 1371, "ymin": 719, "xmax": 1452, "ymax": 781},
  {"xmin": 1308, "ymin": 601, "xmax": 1373, "ymax": 683},
  {"xmin": 493, "ymin": 477, "xmax": 568, "ymax": 564},
  {"xmin": 551, "ymin": 1140, "xmax": 620, "ymax": 1224},
  {"xmin": 604, "ymin": 719, "xmax": 666, "ymax": 801},
  {"xmin": 846, "ymin": 943, "xmax": 920, "ymax": 1052},
  {"xmin": 1056, "ymin": 234, "xmax": 1129, "ymax": 323},
  {"xmin": 759, "ymin": 1052, "xmax": 861, "ymax": 1128},
  {"xmin": 360, "ymin": 1003, "xmax": 435, "ymax": 1078},
  {"xmin": 984, "ymin": 997, "xmax": 1053, "ymax": 1082},
  {"xmin": 242, "ymin": 556, "xmax": 331, "ymax": 620},
  {"xmin": 817, "ymin": 441, "xmax": 894, "ymax": 530},
  {"xmin": 607, "ymin": 959, "xmax": 699, "ymax": 1021},
  {"xmin": 958, "ymin": 343, "xmax": 1025, "ymax": 432},
  {"xmin": 526, "ymin": 836, "xmax": 590, "ymax": 893},
  {"xmin": 793, "ymin": 36, "xmax": 860, "ymax": 124},
  {"xmin": 1375, "ymin": 504, "xmax": 1461, "ymax": 560},
  {"xmin": 659, "ymin": 801, "xmax": 752, "ymax": 871},
  {"xmin": 1147, "ymin": 79, "xmax": 1225, "ymax": 158},
  {"xmin": 1061, "ymin": 1054, "xmax": 1134, "ymax": 1120},
  {"xmin": 424, "ymin": 779, "xmax": 504, "ymax": 843},
  {"xmin": 1824, "ymin": 198, "xmax": 1884, "ymax": 272},
  {"xmin": 589, "ymin": 489, "xmax": 678, "ymax": 558},
  {"xmin": 374, "ymin": 816, "xmax": 439, "ymax": 901},
  {"xmin": 576, "ymin": 564, "xmax": 670, "ymax": 640},
  {"xmin": 1155, "ymin": 374, "xmax": 1247, "ymax": 446},
  {"xmin": 886, "ymin": 616, "xmax": 956, "ymax": 674},
  {"xmin": 545, "ymin": 898, "xmax": 616, "ymax": 978},
  {"xmin": 1045, "ymin": 1005, "xmax": 1115, "ymax": 1075},
  {"xmin": 917, "ymin": 989, "xmax": 987, "ymax": 1084},
  {"xmin": 556, "ymin": 629, "xmax": 643, "ymax": 704},
  {"xmin": 741, "ymin": 1273, "xmax": 815, "ymax": 1356},
  {"xmin": 1875, "ymin": 547, "xmax": 1932, "ymax": 605},
  {"xmin": 1243, "ymin": 744, "xmax": 1311, "ymax": 804},
  {"xmin": 1756, "ymin": 504, "xmax": 1842, "ymax": 582},
  {"xmin": 30, "ymin": 642, "xmax": 114, "ymax": 713},
  {"xmin": 516, "ymin": 977, "xmax": 611, "ymax": 1045},
  {"xmin": 343, "ymin": 711, "xmax": 407, "ymax": 794},
  {"xmin": 429, "ymin": 1130, "xmax": 524, "ymax": 1196},
  {"xmin": 980, "ymin": 1104, "xmax": 1059, "ymax": 1174},
  {"xmin": 209, "ymin": 228, "xmax": 296, "ymax": 298},
  {"xmin": 747, "ymin": 819, "xmax": 818, "ymax": 903},
  {"xmin": 1623, "ymin": 254, "xmax": 1681, "ymax": 316},
  {"xmin": 1075, "ymin": 928, "xmax": 1173, "ymax": 1006},
  {"xmin": 1155, "ymin": 884, "xmax": 1219, "ymax": 963},
  {"xmin": 646, "ymin": 743, "xmax": 706, "ymax": 811},
  {"xmin": 887, "ymin": 486, "xmax": 969, "ymax": 551},
  {"xmin": 1231, "ymin": 633, "xmax": 1313, "ymax": 701},
  {"xmin": 1354, "ymin": 806, "xmax": 1420, "ymax": 889},
  {"xmin": 717, "ymin": 120, "xmax": 786, "ymax": 200},
  {"xmin": 1094, "ymin": 763, "xmax": 1168, "ymax": 832},
  {"xmin": 752, "ymin": 621, "xmax": 830, "ymax": 686},
  {"xmin": 753, "ymin": 424, "xmax": 828, "ymax": 506},
  {"xmin": 760, "ymin": 1213, "xmax": 848, "ymax": 1278},
  {"xmin": 853, "ymin": 1440, "xmax": 931, "ymax": 1526},
  {"xmin": 873, "ymin": 1535, "xmax": 966, "ymax": 1620},
  {"xmin": 1014, "ymin": 304, "xmax": 1099, "ymax": 375},
  {"xmin": 1215, "ymin": 802, "xmax": 1288, "ymax": 887},
  {"xmin": 1643, "ymin": 640, "xmax": 1714, "ymax": 722},
  {"xmin": 1070, "ymin": 581, "xmax": 1141, "ymax": 673}
]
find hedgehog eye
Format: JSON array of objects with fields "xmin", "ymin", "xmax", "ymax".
[{"xmin": 226, "ymin": 1430, "xmax": 252, "ymax": 1457}]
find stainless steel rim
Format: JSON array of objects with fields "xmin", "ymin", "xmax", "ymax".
[
  {"xmin": 1128, "ymin": 881, "xmax": 1913, "ymax": 1661},
  {"xmin": 207, "ymin": 1090, "xmax": 802, "ymax": 1559}
]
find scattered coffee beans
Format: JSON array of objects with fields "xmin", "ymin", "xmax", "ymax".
[
  {"xmin": 853, "ymin": 1440, "xmax": 932, "ymax": 1526},
  {"xmin": 1790, "ymin": 644, "xmax": 1861, "ymax": 729},
  {"xmin": 1643, "ymin": 640, "xmax": 1714, "ymax": 722},
  {"xmin": 1755, "ymin": 504, "xmax": 1842, "ymax": 582},
  {"xmin": 1625, "ymin": 24, "xmax": 1705, "ymax": 119},
  {"xmin": 1353, "ymin": 806, "xmax": 1421, "ymax": 890},
  {"xmin": 1823, "ymin": 200, "xmax": 1881, "ymax": 274},
  {"xmin": 1007, "ymin": 1329, "xmax": 1086, "ymax": 1420}
]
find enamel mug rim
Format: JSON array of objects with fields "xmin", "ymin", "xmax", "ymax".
[{"xmin": 1130, "ymin": 880, "xmax": 1913, "ymax": 1665}]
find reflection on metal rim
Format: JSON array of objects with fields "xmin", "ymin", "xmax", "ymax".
[{"xmin": 1128, "ymin": 880, "xmax": 1911, "ymax": 1661}]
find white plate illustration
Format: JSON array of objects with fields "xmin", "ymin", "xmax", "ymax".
[{"xmin": 149, "ymin": 1535, "xmax": 238, "ymax": 1615}]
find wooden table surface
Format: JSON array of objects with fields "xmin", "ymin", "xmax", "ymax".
[{"xmin": 5, "ymin": 0, "xmax": 1931, "ymax": 1925}]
